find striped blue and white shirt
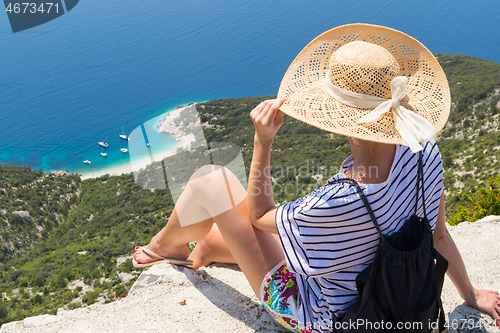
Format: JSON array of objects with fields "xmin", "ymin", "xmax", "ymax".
[{"xmin": 275, "ymin": 141, "xmax": 443, "ymax": 332}]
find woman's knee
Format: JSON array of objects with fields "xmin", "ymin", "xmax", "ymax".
[
  {"xmin": 189, "ymin": 165, "xmax": 244, "ymax": 192},
  {"xmin": 189, "ymin": 164, "xmax": 222, "ymax": 180},
  {"xmin": 185, "ymin": 165, "xmax": 247, "ymax": 217}
]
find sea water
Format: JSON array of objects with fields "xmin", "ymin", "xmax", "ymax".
[{"xmin": 0, "ymin": 0, "xmax": 498, "ymax": 174}]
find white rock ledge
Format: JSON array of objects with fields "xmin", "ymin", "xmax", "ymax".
[{"xmin": 1, "ymin": 216, "xmax": 499, "ymax": 333}]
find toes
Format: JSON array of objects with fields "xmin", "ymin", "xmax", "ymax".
[{"xmin": 132, "ymin": 246, "xmax": 145, "ymax": 263}]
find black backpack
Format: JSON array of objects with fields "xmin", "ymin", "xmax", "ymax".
[{"xmin": 333, "ymin": 152, "xmax": 448, "ymax": 333}]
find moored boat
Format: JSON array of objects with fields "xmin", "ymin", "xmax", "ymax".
[
  {"xmin": 98, "ymin": 142, "xmax": 109, "ymax": 148},
  {"xmin": 120, "ymin": 126, "xmax": 129, "ymax": 140},
  {"xmin": 84, "ymin": 160, "xmax": 91, "ymax": 164},
  {"xmin": 120, "ymin": 148, "xmax": 129, "ymax": 153},
  {"xmin": 100, "ymin": 153, "xmax": 107, "ymax": 157}
]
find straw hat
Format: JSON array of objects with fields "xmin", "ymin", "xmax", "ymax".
[{"xmin": 277, "ymin": 23, "xmax": 450, "ymax": 152}]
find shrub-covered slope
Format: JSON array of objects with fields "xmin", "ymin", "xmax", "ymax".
[{"xmin": 0, "ymin": 54, "xmax": 498, "ymax": 325}]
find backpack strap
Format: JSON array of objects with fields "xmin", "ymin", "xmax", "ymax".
[
  {"xmin": 329, "ymin": 178, "xmax": 384, "ymax": 238},
  {"xmin": 418, "ymin": 150, "xmax": 449, "ymax": 331},
  {"xmin": 393, "ymin": 154, "xmax": 426, "ymax": 328},
  {"xmin": 332, "ymin": 151, "xmax": 425, "ymax": 236},
  {"xmin": 415, "ymin": 151, "xmax": 427, "ymax": 218},
  {"xmin": 414, "ymin": 152, "xmax": 421, "ymax": 215},
  {"xmin": 329, "ymin": 177, "xmax": 385, "ymax": 304},
  {"xmin": 433, "ymin": 248, "xmax": 449, "ymax": 332},
  {"xmin": 332, "ymin": 149, "xmax": 447, "ymax": 331},
  {"xmin": 392, "ymin": 265, "xmax": 415, "ymax": 328}
]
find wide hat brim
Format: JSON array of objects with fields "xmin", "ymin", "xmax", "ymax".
[{"xmin": 277, "ymin": 23, "xmax": 451, "ymax": 145}]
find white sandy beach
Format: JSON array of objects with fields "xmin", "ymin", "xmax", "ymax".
[{"xmin": 79, "ymin": 105, "xmax": 198, "ymax": 180}]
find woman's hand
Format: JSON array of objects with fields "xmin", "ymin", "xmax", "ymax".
[
  {"xmin": 250, "ymin": 98, "xmax": 286, "ymax": 148},
  {"xmin": 433, "ymin": 195, "xmax": 500, "ymax": 327},
  {"xmin": 465, "ymin": 288, "xmax": 500, "ymax": 327}
]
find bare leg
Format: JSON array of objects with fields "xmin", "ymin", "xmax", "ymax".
[
  {"xmin": 136, "ymin": 216, "xmax": 237, "ymax": 269},
  {"xmin": 134, "ymin": 166, "xmax": 284, "ymax": 296},
  {"xmin": 189, "ymin": 224, "xmax": 237, "ymax": 269},
  {"xmin": 133, "ymin": 208, "xmax": 211, "ymax": 264}
]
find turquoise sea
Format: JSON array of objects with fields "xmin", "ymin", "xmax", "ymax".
[{"xmin": 0, "ymin": 0, "xmax": 499, "ymax": 175}]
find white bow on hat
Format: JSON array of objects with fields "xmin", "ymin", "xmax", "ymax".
[{"xmin": 323, "ymin": 74, "xmax": 437, "ymax": 153}]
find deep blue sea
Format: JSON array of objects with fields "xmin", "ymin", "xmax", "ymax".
[{"xmin": 0, "ymin": 0, "xmax": 499, "ymax": 175}]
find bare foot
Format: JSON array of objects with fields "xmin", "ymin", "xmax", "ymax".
[
  {"xmin": 188, "ymin": 225, "xmax": 236, "ymax": 269},
  {"xmin": 133, "ymin": 237, "xmax": 190, "ymax": 265}
]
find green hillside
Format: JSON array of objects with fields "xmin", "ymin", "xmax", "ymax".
[
  {"xmin": 436, "ymin": 55, "xmax": 499, "ymax": 214},
  {"xmin": 0, "ymin": 167, "xmax": 79, "ymax": 262},
  {"xmin": 198, "ymin": 54, "xmax": 500, "ymax": 212},
  {"xmin": 0, "ymin": 54, "xmax": 499, "ymax": 325}
]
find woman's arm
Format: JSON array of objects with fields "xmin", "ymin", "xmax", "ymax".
[
  {"xmin": 433, "ymin": 192, "xmax": 500, "ymax": 326},
  {"xmin": 247, "ymin": 98, "xmax": 286, "ymax": 234}
]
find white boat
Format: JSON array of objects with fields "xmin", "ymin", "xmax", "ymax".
[
  {"xmin": 146, "ymin": 143, "xmax": 151, "ymax": 147},
  {"xmin": 84, "ymin": 160, "xmax": 91, "ymax": 164},
  {"xmin": 100, "ymin": 153, "xmax": 107, "ymax": 157},
  {"xmin": 120, "ymin": 126, "xmax": 129, "ymax": 140},
  {"xmin": 120, "ymin": 148, "xmax": 129, "ymax": 153},
  {"xmin": 98, "ymin": 142, "xmax": 109, "ymax": 148}
]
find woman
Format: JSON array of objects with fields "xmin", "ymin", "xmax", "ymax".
[{"xmin": 133, "ymin": 24, "xmax": 500, "ymax": 332}]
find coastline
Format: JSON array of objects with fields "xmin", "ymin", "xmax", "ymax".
[{"xmin": 79, "ymin": 104, "xmax": 198, "ymax": 180}]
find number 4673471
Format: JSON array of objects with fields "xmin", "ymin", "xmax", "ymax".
[{"xmin": 5, "ymin": 2, "xmax": 60, "ymax": 14}]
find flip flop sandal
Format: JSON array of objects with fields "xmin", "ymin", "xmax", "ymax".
[{"xmin": 132, "ymin": 246, "xmax": 193, "ymax": 268}]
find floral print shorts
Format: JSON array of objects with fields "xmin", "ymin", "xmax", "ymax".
[{"xmin": 260, "ymin": 260, "xmax": 311, "ymax": 333}]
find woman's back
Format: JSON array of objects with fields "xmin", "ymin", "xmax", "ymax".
[{"xmin": 275, "ymin": 140, "xmax": 443, "ymax": 329}]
